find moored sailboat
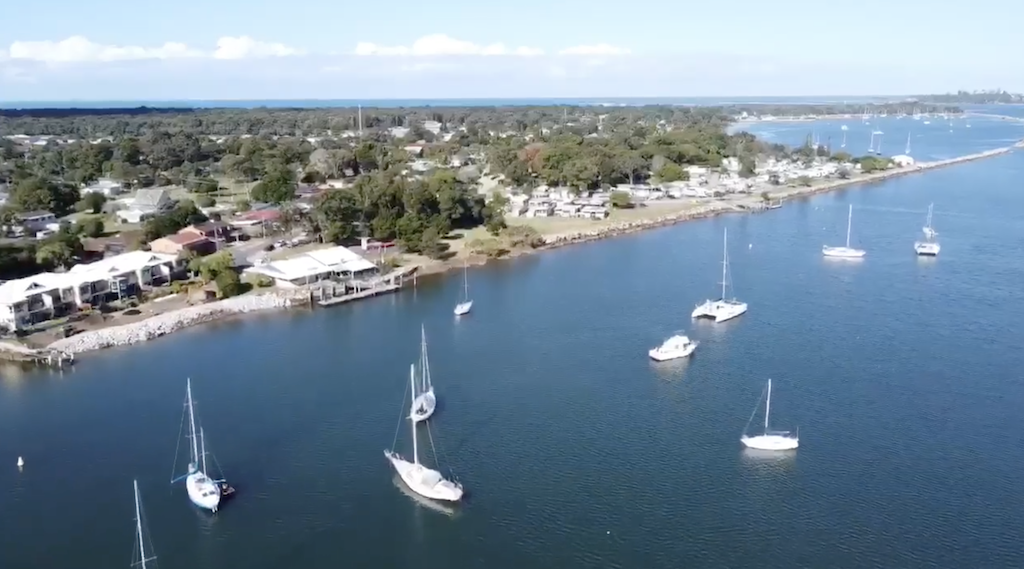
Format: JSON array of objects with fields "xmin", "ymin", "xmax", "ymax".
[
  {"xmin": 692, "ymin": 228, "xmax": 748, "ymax": 323},
  {"xmin": 914, "ymin": 203, "xmax": 941, "ymax": 256},
  {"xmin": 453, "ymin": 262, "xmax": 473, "ymax": 316},
  {"xmin": 822, "ymin": 204, "xmax": 866, "ymax": 258},
  {"xmin": 131, "ymin": 479, "xmax": 157, "ymax": 569},
  {"xmin": 386, "ymin": 363, "xmax": 463, "ymax": 502},
  {"xmin": 410, "ymin": 325, "xmax": 437, "ymax": 423},
  {"xmin": 171, "ymin": 378, "xmax": 231, "ymax": 512},
  {"xmin": 740, "ymin": 378, "xmax": 799, "ymax": 451}
]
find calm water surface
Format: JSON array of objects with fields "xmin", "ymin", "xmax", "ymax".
[{"xmin": 3, "ymin": 151, "xmax": 1024, "ymax": 568}]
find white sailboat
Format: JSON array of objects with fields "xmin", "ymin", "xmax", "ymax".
[
  {"xmin": 914, "ymin": 203, "xmax": 940, "ymax": 256},
  {"xmin": 172, "ymin": 378, "xmax": 224, "ymax": 512},
  {"xmin": 840, "ymin": 124, "xmax": 847, "ymax": 148},
  {"xmin": 648, "ymin": 333, "xmax": 698, "ymax": 361},
  {"xmin": 453, "ymin": 263, "xmax": 473, "ymax": 316},
  {"xmin": 740, "ymin": 378, "xmax": 799, "ymax": 451},
  {"xmin": 692, "ymin": 228, "xmax": 748, "ymax": 323},
  {"xmin": 822, "ymin": 204, "xmax": 866, "ymax": 258},
  {"xmin": 410, "ymin": 325, "xmax": 437, "ymax": 423},
  {"xmin": 905, "ymin": 132, "xmax": 911, "ymax": 155},
  {"xmin": 385, "ymin": 363, "xmax": 464, "ymax": 502},
  {"xmin": 132, "ymin": 480, "xmax": 157, "ymax": 569}
]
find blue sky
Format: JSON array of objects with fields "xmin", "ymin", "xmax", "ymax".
[{"xmin": 1, "ymin": 0, "xmax": 1022, "ymax": 100}]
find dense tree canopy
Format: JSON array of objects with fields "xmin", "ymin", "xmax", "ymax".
[{"xmin": 0, "ymin": 101, "xmax": 942, "ymax": 275}]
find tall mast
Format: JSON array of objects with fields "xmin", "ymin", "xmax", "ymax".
[
  {"xmin": 905, "ymin": 132, "xmax": 911, "ymax": 154},
  {"xmin": 133, "ymin": 480, "xmax": 155, "ymax": 569},
  {"xmin": 845, "ymin": 205, "xmax": 853, "ymax": 248},
  {"xmin": 420, "ymin": 325, "xmax": 430, "ymax": 392},
  {"xmin": 764, "ymin": 379, "xmax": 772, "ymax": 433},
  {"xmin": 186, "ymin": 378, "xmax": 198, "ymax": 466},
  {"xmin": 926, "ymin": 203, "xmax": 933, "ymax": 230},
  {"xmin": 200, "ymin": 427, "xmax": 208, "ymax": 475},
  {"xmin": 409, "ymin": 364, "xmax": 419, "ymax": 465},
  {"xmin": 463, "ymin": 262, "xmax": 469, "ymax": 300},
  {"xmin": 357, "ymin": 105, "xmax": 363, "ymax": 137},
  {"xmin": 720, "ymin": 228, "xmax": 729, "ymax": 300}
]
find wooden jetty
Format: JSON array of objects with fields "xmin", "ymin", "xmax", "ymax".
[
  {"xmin": 0, "ymin": 341, "xmax": 75, "ymax": 368},
  {"xmin": 312, "ymin": 266, "xmax": 415, "ymax": 307}
]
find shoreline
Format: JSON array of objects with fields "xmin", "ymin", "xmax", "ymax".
[{"xmin": 33, "ymin": 140, "xmax": 1021, "ymax": 358}]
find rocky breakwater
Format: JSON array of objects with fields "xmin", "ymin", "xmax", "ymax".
[
  {"xmin": 541, "ymin": 203, "xmax": 735, "ymax": 249},
  {"xmin": 48, "ymin": 292, "xmax": 304, "ymax": 354}
]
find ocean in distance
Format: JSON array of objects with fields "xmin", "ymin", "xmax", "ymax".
[
  {"xmin": 3, "ymin": 121, "xmax": 1024, "ymax": 569},
  {"xmin": 2, "ymin": 95, "xmax": 915, "ymax": 110}
]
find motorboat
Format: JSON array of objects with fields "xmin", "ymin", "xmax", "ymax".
[{"xmin": 648, "ymin": 334, "xmax": 698, "ymax": 361}]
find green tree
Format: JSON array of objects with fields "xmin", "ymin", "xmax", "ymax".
[
  {"xmin": 82, "ymin": 191, "xmax": 107, "ymax": 214},
  {"xmin": 655, "ymin": 162, "xmax": 686, "ymax": 183},
  {"xmin": 250, "ymin": 161, "xmax": 296, "ymax": 204},
  {"xmin": 35, "ymin": 241, "xmax": 74, "ymax": 269},
  {"xmin": 81, "ymin": 217, "xmax": 105, "ymax": 238},
  {"xmin": 609, "ymin": 190, "xmax": 633, "ymax": 209}
]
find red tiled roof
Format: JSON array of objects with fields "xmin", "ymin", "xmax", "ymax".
[
  {"xmin": 160, "ymin": 232, "xmax": 210, "ymax": 246},
  {"xmin": 236, "ymin": 210, "xmax": 280, "ymax": 222}
]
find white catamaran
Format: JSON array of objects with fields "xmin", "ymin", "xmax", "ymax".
[
  {"xmin": 822, "ymin": 204, "xmax": 866, "ymax": 258},
  {"xmin": 172, "ymin": 378, "xmax": 227, "ymax": 513},
  {"xmin": 410, "ymin": 325, "xmax": 437, "ymax": 423},
  {"xmin": 386, "ymin": 363, "xmax": 464, "ymax": 502},
  {"xmin": 453, "ymin": 262, "xmax": 473, "ymax": 316},
  {"xmin": 132, "ymin": 480, "xmax": 157, "ymax": 569},
  {"xmin": 740, "ymin": 378, "xmax": 799, "ymax": 451},
  {"xmin": 692, "ymin": 227, "xmax": 748, "ymax": 323}
]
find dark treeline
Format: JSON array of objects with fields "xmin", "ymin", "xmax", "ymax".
[{"xmin": 0, "ymin": 107, "xmax": 197, "ymax": 119}]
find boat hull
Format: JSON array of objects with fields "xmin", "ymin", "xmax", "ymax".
[
  {"xmin": 385, "ymin": 451, "xmax": 463, "ymax": 502},
  {"xmin": 454, "ymin": 301, "xmax": 473, "ymax": 316},
  {"xmin": 410, "ymin": 390, "xmax": 436, "ymax": 423},
  {"xmin": 692, "ymin": 300, "xmax": 748, "ymax": 323},
  {"xmin": 822, "ymin": 246, "xmax": 866, "ymax": 258},
  {"xmin": 740, "ymin": 434, "xmax": 799, "ymax": 451},
  {"xmin": 186, "ymin": 471, "xmax": 222, "ymax": 512},
  {"xmin": 914, "ymin": 242, "xmax": 940, "ymax": 256}
]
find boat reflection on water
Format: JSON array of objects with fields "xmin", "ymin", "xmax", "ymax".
[
  {"xmin": 392, "ymin": 474, "xmax": 459, "ymax": 517},
  {"xmin": 648, "ymin": 356, "xmax": 691, "ymax": 382},
  {"xmin": 740, "ymin": 448, "xmax": 797, "ymax": 472}
]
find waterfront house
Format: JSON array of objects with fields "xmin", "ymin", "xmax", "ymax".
[
  {"xmin": 0, "ymin": 251, "xmax": 183, "ymax": 331},
  {"xmin": 67, "ymin": 251, "xmax": 184, "ymax": 303},
  {"xmin": 579, "ymin": 205, "xmax": 610, "ymax": 219},
  {"xmin": 525, "ymin": 197, "xmax": 555, "ymax": 217},
  {"xmin": 242, "ymin": 246, "xmax": 377, "ymax": 288},
  {"xmin": 0, "ymin": 273, "xmax": 77, "ymax": 331},
  {"xmin": 554, "ymin": 202, "xmax": 582, "ymax": 217},
  {"xmin": 506, "ymin": 194, "xmax": 529, "ymax": 217}
]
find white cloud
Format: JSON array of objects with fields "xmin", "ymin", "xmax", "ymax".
[
  {"xmin": 8, "ymin": 36, "xmax": 203, "ymax": 63},
  {"xmin": 354, "ymin": 34, "xmax": 543, "ymax": 57},
  {"xmin": 559, "ymin": 44, "xmax": 631, "ymax": 56},
  {"xmin": 4, "ymin": 36, "xmax": 303, "ymax": 64},
  {"xmin": 212, "ymin": 36, "xmax": 304, "ymax": 60}
]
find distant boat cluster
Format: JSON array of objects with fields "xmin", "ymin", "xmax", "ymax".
[{"xmin": 645, "ymin": 202, "xmax": 944, "ymax": 452}]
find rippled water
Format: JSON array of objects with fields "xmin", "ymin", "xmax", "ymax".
[{"xmin": 3, "ymin": 151, "xmax": 1024, "ymax": 568}]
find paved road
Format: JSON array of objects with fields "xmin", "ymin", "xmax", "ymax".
[{"xmin": 222, "ymin": 237, "xmax": 273, "ymax": 266}]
